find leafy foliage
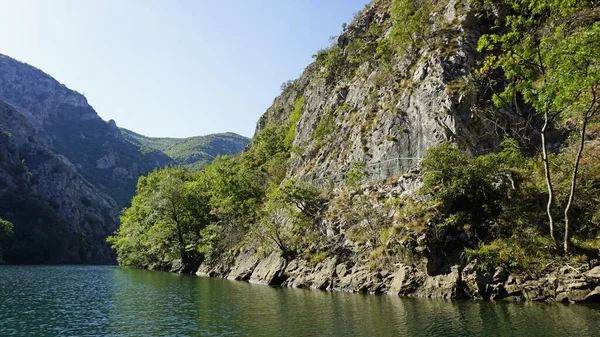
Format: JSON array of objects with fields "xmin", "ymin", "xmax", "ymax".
[
  {"xmin": 109, "ymin": 116, "xmax": 326, "ymax": 269},
  {"xmin": 419, "ymin": 139, "xmax": 600, "ymax": 271},
  {"xmin": 345, "ymin": 161, "xmax": 368, "ymax": 188},
  {"xmin": 312, "ymin": 113, "xmax": 336, "ymax": 147},
  {"xmin": 478, "ymin": 0, "xmax": 600, "ymax": 251},
  {"xmin": 390, "ymin": 0, "xmax": 434, "ymax": 57},
  {"xmin": 253, "ymin": 179, "xmax": 324, "ymax": 258},
  {"xmin": 0, "ymin": 217, "xmax": 13, "ymax": 262},
  {"xmin": 285, "ymin": 97, "xmax": 305, "ymax": 148}
]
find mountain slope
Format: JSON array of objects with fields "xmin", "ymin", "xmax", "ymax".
[
  {"xmin": 0, "ymin": 53, "xmax": 250, "ymax": 263},
  {"xmin": 0, "ymin": 54, "xmax": 173, "ymax": 207},
  {"xmin": 0, "ymin": 100, "xmax": 118, "ymax": 263},
  {"xmin": 120, "ymin": 129, "xmax": 249, "ymax": 171}
]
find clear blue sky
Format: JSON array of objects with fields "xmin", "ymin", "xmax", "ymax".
[{"xmin": 0, "ymin": 0, "xmax": 370, "ymax": 138}]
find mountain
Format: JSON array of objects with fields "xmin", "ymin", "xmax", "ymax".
[
  {"xmin": 258, "ymin": 0, "xmax": 497, "ymax": 179},
  {"xmin": 0, "ymin": 53, "xmax": 249, "ymax": 207},
  {"xmin": 0, "ymin": 53, "xmax": 249, "ymax": 263},
  {"xmin": 120, "ymin": 129, "xmax": 249, "ymax": 172},
  {"xmin": 0, "ymin": 100, "xmax": 118, "ymax": 263},
  {"xmin": 0, "ymin": 54, "xmax": 174, "ymax": 207}
]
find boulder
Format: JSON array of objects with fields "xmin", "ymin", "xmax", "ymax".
[
  {"xmin": 582, "ymin": 286, "xmax": 600, "ymax": 303},
  {"xmin": 283, "ymin": 259, "xmax": 312, "ymax": 288},
  {"xmin": 337, "ymin": 266, "xmax": 384, "ymax": 293},
  {"xmin": 249, "ymin": 252, "xmax": 287, "ymax": 285},
  {"xmin": 461, "ymin": 261, "xmax": 493, "ymax": 299},
  {"xmin": 310, "ymin": 257, "xmax": 338, "ymax": 290},
  {"xmin": 584, "ymin": 266, "xmax": 600, "ymax": 279},
  {"xmin": 417, "ymin": 265, "xmax": 461, "ymax": 299},
  {"xmin": 227, "ymin": 251, "xmax": 259, "ymax": 281},
  {"xmin": 521, "ymin": 276, "xmax": 556, "ymax": 302},
  {"xmin": 388, "ymin": 264, "xmax": 422, "ymax": 296}
]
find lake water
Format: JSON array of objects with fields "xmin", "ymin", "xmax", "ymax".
[{"xmin": 0, "ymin": 265, "xmax": 599, "ymax": 336}]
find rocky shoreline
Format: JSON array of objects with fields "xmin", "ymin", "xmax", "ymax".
[{"xmin": 187, "ymin": 251, "xmax": 600, "ymax": 304}]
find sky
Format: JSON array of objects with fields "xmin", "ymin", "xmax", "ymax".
[{"xmin": 0, "ymin": 0, "xmax": 370, "ymax": 138}]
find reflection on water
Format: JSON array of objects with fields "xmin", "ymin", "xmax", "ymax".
[{"xmin": 0, "ymin": 265, "xmax": 599, "ymax": 336}]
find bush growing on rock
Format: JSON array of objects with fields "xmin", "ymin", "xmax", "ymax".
[{"xmin": 418, "ymin": 138, "xmax": 600, "ymax": 272}]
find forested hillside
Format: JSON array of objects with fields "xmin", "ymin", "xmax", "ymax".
[
  {"xmin": 109, "ymin": 0, "xmax": 600, "ymax": 302},
  {"xmin": 120, "ymin": 128, "xmax": 249, "ymax": 171}
]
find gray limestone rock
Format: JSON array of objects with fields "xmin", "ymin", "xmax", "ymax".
[
  {"xmin": 227, "ymin": 251, "xmax": 260, "ymax": 281},
  {"xmin": 249, "ymin": 252, "xmax": 287, "ymax": 285}
]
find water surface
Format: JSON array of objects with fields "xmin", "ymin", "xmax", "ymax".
[{"xmin": 0, "ymin": 265, "xmax": 599, "ymax": 336}]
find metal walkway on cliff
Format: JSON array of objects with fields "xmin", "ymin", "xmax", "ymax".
[{"xmin": 303, "ymin": 156, "xmax": 422, "ymax": 187}]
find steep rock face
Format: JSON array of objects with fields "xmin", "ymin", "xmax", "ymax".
[
  {"xmin": 258, "ymin": 0, "xmax": 504, "ymax": 181},
  {"xmin": 0, "ymin": 100, "xmax": 118, "ymax": 263},
  {"xmin": 0, "ymin": 54, "xmax": 173, "ymax": 207},
  {"xmin": 183, "ymin": 0, "xmax": 600, "ymax": 304}
]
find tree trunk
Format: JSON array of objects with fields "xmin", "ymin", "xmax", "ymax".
[
  {"xmin": 169, "ymin": 198, "xmax": 188, "ymax": 264},
  {"xmin": 176, "ymin": 221, "xmax": 187, "ymax": 263},
  {"xmin": 541, "ymin": 115, "xmax": 556, "ymax": 244},
  {"xmin": 564, "ymin": 116, "xmax": 590, "ymax": 253}
]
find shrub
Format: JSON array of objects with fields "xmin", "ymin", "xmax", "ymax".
[
  {"xmin": 285, "ymin": 97, "xmax": 305, "ymax": 148},
  {"xmin": 312, "ymin": 114, "xmax": 335, "ymax": 147}
]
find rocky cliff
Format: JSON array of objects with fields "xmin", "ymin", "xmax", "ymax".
[
  {"xmin": 0, "ymin": 100, "xmax": 118, "ymax": 263},
  {"xmin": 185, "ymin": 0, "xmax": 600, "ymax": 304},
  {"xmin": 259, "ymin": 0, "xmax": 508, "ymax": 181},
  {"xmin": 0, "ymin": 54, "xmax": 173, "ymax": 207}
]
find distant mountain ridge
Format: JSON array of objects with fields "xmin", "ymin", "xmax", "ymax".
[{"xmin": 120, "ymin": 128, "xmax": 249, "ymax": 171}]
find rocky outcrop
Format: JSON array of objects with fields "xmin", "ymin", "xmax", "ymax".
[
  {"xmin": 227, "ymin": 251, "xmax": 260, "ymax": 281},
  {"xmin": 193, "ymin": 248, "xmax": 600, "ymax": 303},
  {"xmin": 249, "ymin": 252, "xmax": 288, "ymax": 285},
  {"xmin": 502, "ymin": 265, "xmax": 600, "ymax": 303}
]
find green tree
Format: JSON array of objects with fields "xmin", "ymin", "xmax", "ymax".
[
  {"xmin": 544, "ymin": 23, "xmax": 600, "ymax": 252},
  {"xmin": 108, "ymin": 167, "xmax": 213, "ymax": 268},
  {"xmin": 421, "ymin": 140, "xmax": 527, "ymax": 245},
  {"xmin": 390, "ymin": 0, "xmax": 434, "ymax": 56},
  {"xmin": 255, "ymin": 179, "xmax": 324, "ymax": 258},
  {"xmin": 477, "ymin": 0, "xmax": 599, "ymax": 251},
  {"xmin": 0, "ymin": 217, "xmax": 14, "ymax": 262}
]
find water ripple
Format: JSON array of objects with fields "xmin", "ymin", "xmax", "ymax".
[{"xmin": 1, "ymin": 265, "xmax": 599, "ymax": 336}]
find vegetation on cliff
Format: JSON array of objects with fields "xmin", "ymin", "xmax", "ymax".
[
  {"xmin": 109, "ymin": 118, "xmax": 326, "ymax": 269},
  {"xmin": 109, "ymin": 0, "xmax": 600, "ymax": 278}
]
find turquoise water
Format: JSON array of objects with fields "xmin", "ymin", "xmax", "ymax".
[{"xmin": 0, "ymin": 265, "xmax": 599, "ymax": 336}]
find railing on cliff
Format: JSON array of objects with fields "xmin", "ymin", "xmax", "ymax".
[{"xmin": 302, "ymin": 157, "xmax": 422, "ymax": 188}]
